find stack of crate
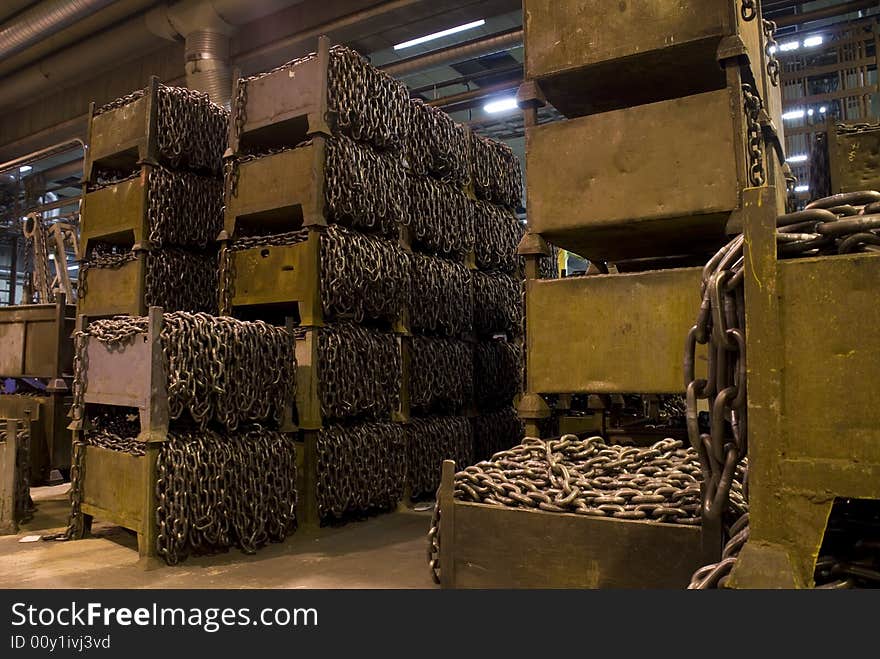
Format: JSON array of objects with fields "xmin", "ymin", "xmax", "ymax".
[
  {"xmin": 469, "ymin": 133, "xmax": 526, "ymax": 462},
  {"xmin": 78, "ymin": 77, "xmax": 226, "ymax": 318},
  {"xmin": 223, "ymin": 38, "xmax": 413, "ymax": 525},
  {"xmin": 402, "ymin": 100, "xmax": 476, "ymax": 499}
]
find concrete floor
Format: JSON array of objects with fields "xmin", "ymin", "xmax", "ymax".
[{"xmin": 0, "ymin": 485, "xmax": 437, "ymax": 589}]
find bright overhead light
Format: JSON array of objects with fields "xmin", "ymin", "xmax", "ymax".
[
  {"xmin": 795, "ymin": 185, "xmax": 809, "ymax": 193},
  {"xmin": 808, "ymin": 108, "xmax": 815, "ymax": 116},
  {"xmin": 779, "ymin": 41, "xmax": 800, "ymax": 51},
  {"xmin": 820, "ymin": 106, "xmax": 828, "ymax": 113},
  {"xmin": 393, "ymin": 19, "xmax": 485, "ymax": 50},
  {"xmin": 782, "ymin": 109, "xmax": 805, "ymax": 121},
  {"xmin": 786, "ymin": 154, "xmax": 808, "ymax": 163},
  {"xmin": 19, "ymin": 165, "xmax": 32, "ymax": 173},
  {"xmin": 769, "ymin": 45, "xmax": 778, "ymax": 54},
  {"xmin": 803, "ymin": 35, "xmax": 824, "ymax": 47},
  {"xmin": 484, "ymin": 97, "xmax": 518, "ymax": 114}
]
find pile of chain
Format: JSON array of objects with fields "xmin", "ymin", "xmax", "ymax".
[
  {"xmin": 687, "ymin": 190, "xmax": 880, "ymax": 588},
  {"xmin": 318, "ymin": 323, "xmax": 400, "ymax": 421},
  {"xmin": 535, "ymin": 244, "xmax": 560, "ymax": 279},
  {"xmin": 408, "ymin": 253, "xmax": 472, "ymax": 337},
  {"xmin": 406, "ymin": 416, "xmax": 473, "ymax": 499},
  {"xmin": 72, "ymin": 312, "xmax": 295, "ymax": 430},
  {"xmin": 146, "ymin": 167, "xmax": 223, "ymax": 248},
  {"xmin": 316, "ymin": 422, "xmax": 406, "ymax": 521},
  {"xmin": 406, "ymin": 176, "xmax": 474, "ymax": 259},
  {"xmin": 320, "ymin": 224, "xmax": 409, "ymax": 325},
  {"xmin": 325, "ymin": 135, "xmax": 408, "ymax": 237},
  {"xmin": 155, "ymin": 425, "xmax": 297, "ymax": 565},
  {"xmin": 409, "ymin": 336, "xmax": 473, "ymax": 413},
  {"xmin": 407, "ymin": 99, "xmax": 469, "ymax": 187},
  {"xmin": 473, "ymin": 201, "xmax": 525, "ymax": 273},
  {"xmin": 472, "ymin": 271, "xmax": 522, "ymax": 337},
  {"xmin": 474, "ymin": 339, "xmax": 522, "ymax": 410},
  {"xmin": 84, "ymin": 407, "xmax": 145, "ymax": 456},
  {"xmin": 471, "ymin": 406, "xmax": 524, "ymax": 463},
  {"xmin": 96, "ymin": 84, "xmax": 228, "ymax": 174},
  {"xmin": 470, "ymin": 134, "xmax": 523, "ymax": 210},
  {"xmin": 79, "ymin": 245, "xmax": 218, "ymax": 314},
  {"xmin": 1, "ymin": 421, "xmax": 33, "ymax": 523}
]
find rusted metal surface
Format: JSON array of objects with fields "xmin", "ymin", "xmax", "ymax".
[
  {"xmin": 829, "ymin": 124, "xmax": 880, "ymax": 194},
  {"xmin": 526, "ymin": 83, "xmax": 747, "ymax": 261},
  {"xmin": 523, "ymin": 0, "xmax": 763, "ymax": 117},
  {"xmin": 0, "ymin": 300, "xmax": 75, "ymax": 380},
  {"xmin": 526, "ymin": 267, "xmax": 706, "ymax": 394}
]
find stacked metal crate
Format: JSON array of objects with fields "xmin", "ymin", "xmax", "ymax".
[
  {"xmin": 402, "ymin": 100, "xmax": 476, "ymax": 499},
  {"xmin": 468, "ymin": 133, "xmax": 526, "ymax": 462},
  {"xmin": 65, "ymin": 81, "xmax": 299, "ymax": 566},
  {"xmin": 223, "ymin": 38, "xmax": 413, "ymax": 525},
  {"xmin": 77, "ymin": 77, "xmax": 226, "ymax": 318}
]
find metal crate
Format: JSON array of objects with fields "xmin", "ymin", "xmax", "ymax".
[{"xmin": 0, "ymin": 299, "xmax": 75, "ymax": 383}]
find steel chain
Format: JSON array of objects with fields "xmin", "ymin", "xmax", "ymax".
[
  {"xmin": 743, "ymin": 84, "xmax": 766, "ymax": 187},
  {"xmin": 762, "ymin": 19, "xmax": 781, "ymax": 87},
  {"xmin": 316, "ymin": 422, "xmax": 406, "ymax": 521},
  {"xmin": 406, "ymin": 416, "xmax": 473, "ymax": 500},
  {"xmin": 469, "ymin": 133, "xmax": 523, "ymax": 210},
  {"xmin": 405, "ymin": 175, "xmax": 474, "ymax": 259},
  {"xmin": 409, "ymin": 336, "xmax": 473, "ymax": 414},
  {"xmin": 471, "ymin": 406, "xmax": 524, "ymax": 463},
  {"xmin": 472, "ymin": 270, "xmax": 523, "ymax": 338},
  {"xmin": 473, "ymin": 201, "xmax": 525, "ymax": 273},
  {"xmin": 318, "ymin": 323, "xmax": 401, "ymax": 422},
  {"xmin": 146, "ymin": 167, "xmax": 224, "ymax": 248},
  {"xmin": 408, "ymin": 253, "xmax": 472, "ymax": 337},
  {"xmin": 474, "ymin": 339, "xmax": 522, "ymax": 410},
  {"xmin": 407, "ymin": 99, "xmax": 469, "ymax": 187},
  {"xmin": 741, "ymin": 0, "xmax": 757, "ymax": 21}
]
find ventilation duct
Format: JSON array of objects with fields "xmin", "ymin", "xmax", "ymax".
[{"xmin": 0, "ymin": 0, "xmax": 116, "ymax": 60}]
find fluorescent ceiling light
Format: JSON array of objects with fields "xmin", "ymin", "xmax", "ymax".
[
  {"xmin": 795, "ymin": 185, "xmax": 809, "ymax": 193},
  {"xmin": 19, "ymin": 165, "xmax": 32, "ymax": 173},
  {"xmin": 820, "ymin": 106, "xmax": 828, "ymax": 113},
  {"xmin": 484, "ymin": 97, "xmax": 518, "ymax": 114},
  {"xmin": 779, "ymin": 41, "xmax": 800, "ymax": 51},
  {"xmin": 808, "ymin": 108, "xmax": 815, "ymax": 116},
  {"xmin": 786, "ymin": 154, "xmax": 808, "ymax": 163},
  {"xmin": 803, "ymin": 36, "xmax": 823, "ymax": 47},
  {"xmin": 782, "ymin": 109, "xmax": 805, "ymax": 121},
  {"xmin": 393, "ymin": 19, "xmax": 485, "ymax": 50}
]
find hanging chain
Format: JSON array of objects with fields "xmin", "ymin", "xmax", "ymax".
[
  {"xmin": 408, "ymin": 253, "xmax": 472, "ymax": 337},
  {"xmin": 741, "ymin": 0, "xmax": 757, "ymax": 22},
  {"xmin": 409, "ymin": 336, "xmax": 473, "ymax": 414},
  {"xmin": 155, "ymin": 425, "xmax": 297, "ymax": 565},
  {"xmin": 407, "ymin": 99, "xmax": 469, "ymax": 187},
  {"xmin": 474, "ymin": 339, "xmax": 523, "ymax": 410},
  {"xmin": 762, "ymin": 19, "xmax": 781, "ymax": 87},
  {"xmin": 318, "ymin": 323, "xmax": 401, "ymax": 422},
  {"xmin": 470, "ymin": 133, "xmax": 523, "ymax": 210},
  {"xmin": 742, "ymin": 84, "xmax": 766, "ymax": 187},
  {"xmin": 406, "ymin": 175, "xmax": 474, "ymax": 259},
  {"xmin": 22, "ymin": 213, "xmax": 53, "ymax": 303},
  {"xmin": 473, "ymin": 201, "xmax": 525, "ymax": 273},
  {"xmin": 472, "ymin": 271, "xmax": 523, "ymax": 338},
  {"xmin": 406, "ymin": 416, "xmax": 473, "ymax": 500},
  {"xmin": 316, "ymin": 421, "xmax": 406, "ymax": 521}
]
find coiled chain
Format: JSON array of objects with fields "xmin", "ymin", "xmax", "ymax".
[
  {"xmin": 472, "ymin": 271, "xmax": 523, "ymax": 338},
  {"xmin": 318, "ymin": 323, "xmax": 401, "ymax": 422},
  {"xmin": 743, "ymin": 84, "xmax": 766, "ymax": 187},
  {"xmin": 316, "ymin": 421, "xmax": 406, "ymax": 521},
  {"xmin": 321, "ymin": 225, "xmax": 410, "ymax": 325},
  {"xmin": 470, "ymin": 133, "xmax": 523, "ymax": 210},
  {"xmin": 408, "ymin": 253, "xmax": 472, "ymax": 337},
  {"xmin": 155, "ymin": 425, "xmax": 298, "ymax": 565},
  {"xmin": 406, "ymin": 416, "xmax": 473, "ymax": 499},
  {"xmin": 474, "ymin": 339, "xmax": 523, "ymax": 410},
  {"xmin": 407, "ymin": 99, "xmax": 469, "ymax": 187},
  {"xmin": 409, "ymin": 336, "xmax": 473, "ymax": 413},
  {"xmin": 146, "ymin": 167, "xmax": 223, "ymax": 248},
  {"xmin": 406, "ymin": 175, "xmax": 474, "ymax": 259},
  {"xmin": 472, "ymin": 406, "xmax": 525, "ymax": 463},
  {"xmin": 473, "ymin": 201, "xmax": 525, "ymax": 273}
]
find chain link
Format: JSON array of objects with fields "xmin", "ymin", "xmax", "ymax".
[
  {"xmin": 743, "ymin": 84, "xmax": 766, "ymax": 187},
  {"xmin": 407, "ymin": 99, "xmax": 469, "ymax": 187},
  {"xmin": 470, "ymin": 133, "xmax": 523, "ymax": 210},
  {"xmin": 762, "ymin": 19, "xmax": 781, "ymax": 87},
  {"xmin": 405, "ymin": 175, "xmax": 474, "ymax": 259},
  {"xmin": 318, "ymin": 323, "xmax": 401, "ymax": 422},
  {"xmin": 409, "ymin": 253, "xmax": 472, "ymax": 337},
  {"xmin": 473, "ymin": 201, "xmax": 525, "ymax": 273},
  {"xmin": 474, "ymin": 339, "xmax": 522, "ymax": 410},
  {"xmin": 472, "ymin": 271, "xmax": 523, "ymax": 338},
  {"xmin": 146, "ymin": 167, "xmax": 224, "ymax": 248},
  {"xmin": 155, "ymin": 425, "xmax": 297, "ymax": 565},
  {"xmin": 410, "ymin": 336, "xmax": 473, "ymax": 414},
  {"xmin": 316, "ymin": 421, "xmax": 406, "ymax": 521},
  {"xmin": 741, "ymin": 0, "xmax": 757, "ymax": 21},
  {"xmin": 472, "ymin": 406, "xmax": 524, "ymax": 463},
  {"xmin": 406, "ymin": 416, "xmax": 472, "ymax": 499}
]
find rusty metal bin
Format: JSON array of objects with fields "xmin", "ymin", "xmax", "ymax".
[
  {"xmin": 523, "ymin": 0, "xmax": 765, "ymax": 117},
  {"xmin": 829, "ymin": 123, "xmax": 880, "ymax": 194}
]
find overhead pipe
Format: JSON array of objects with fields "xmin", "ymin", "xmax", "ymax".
[
  {"xmin": 427, "ymin": 79, "xmax": 522, "ymax": 109},
  {"xmin": 774, "ymin": 0, "xmax": 877, "ymax": 27},
  {"xmin": 381, "ymin": 28, "xmax": 523, "ymax": 78},
  {"xmin": 0, "ymin": 0, "xmax": 117, "ymax": 60},
  {"xmin": 0, "ymin": 2, "xmax": 42, "ymax": 24}
]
